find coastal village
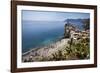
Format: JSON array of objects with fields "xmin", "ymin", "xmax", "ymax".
[
  {"xmin": 64, "ymin": 22, "xmax": 89, "ymax": 40},
  {"xmin": 22, "ymin": 20, "xmax": 90, "ymax": 62}
]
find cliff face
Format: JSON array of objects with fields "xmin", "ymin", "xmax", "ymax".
[
  {"xmin": 64, "ymin": 24, "xmax": 70, "ymax": 38},
  {"xmin": 64, "ymin": 19, "xmax": 90, "ymax": 30},
  {"xmin": 64, "ymin": 23, "xmax": 76, "ymax": 38}
]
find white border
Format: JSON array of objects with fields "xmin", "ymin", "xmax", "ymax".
[{"xmin": 17, "ymin": 5, "xmax": 94, "ymax": 68}]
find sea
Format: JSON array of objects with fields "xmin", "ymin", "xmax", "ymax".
[{"xmin": 22, "ymin": 20, "xmax": 84, "ymax": 53}]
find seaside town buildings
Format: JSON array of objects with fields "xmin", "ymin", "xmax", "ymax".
[{"xmin": 64, "ymin": 23, "xmax": 89, "ymax": 40}]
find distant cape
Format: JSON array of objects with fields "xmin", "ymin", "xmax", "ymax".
[{"xmin": 64, "ymin": 19, "xmax": 90, "ymax": 30}]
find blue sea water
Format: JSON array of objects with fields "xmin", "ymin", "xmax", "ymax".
[
  {"xmin": 22, "ymin": 20, "xmax": 84, "ymax": 53},
  {"xmin": 22, "ymin": 21, "xmax": 65, "ymax": 53}
]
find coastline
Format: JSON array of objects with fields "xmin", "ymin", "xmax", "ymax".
[
  {"xmin": 22, "ymin": 21, "xmax": 90, "ymax": 62},
  {"xmin": 22, "ymin": 38, "xmax": 70, "ymax": 62},
  {"xmin": 22, "ymin": 36, "xmax": 64, "ymax": 56}
]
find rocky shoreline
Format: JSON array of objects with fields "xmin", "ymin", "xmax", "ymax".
[
  {"xmin": 22, "ymin": 38, "xmax": 70, "ymax": 62},
  {"xmin": 22, "ymin": 21, "xmax": 90, "ymax": 62}
]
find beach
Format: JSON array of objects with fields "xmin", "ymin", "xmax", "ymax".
[{"xmin": 22, "ymin": 38, "xmax": 70, "ymax": 62}]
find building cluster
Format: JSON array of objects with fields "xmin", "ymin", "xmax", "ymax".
[{"xmin": 64, "ymin": 23, "xmax": 89, "ymax": 40}]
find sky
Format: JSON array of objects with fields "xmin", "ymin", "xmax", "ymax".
[{"xmin": 22, "ymin": 10, "xmax": 90, "ymax": 21}]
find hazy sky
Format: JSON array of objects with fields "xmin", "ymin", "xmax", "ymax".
[{"xmin": 22, "ymin": 10, "xmax": 90, "ymax": 21}]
